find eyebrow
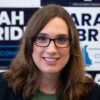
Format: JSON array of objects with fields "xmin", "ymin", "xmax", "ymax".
[
  {"xmin": 38, "ymin": 33, "xmax": 69, "ymax": 37},
  {"xmin": 38, "ymin": 33, "xmax": 47, "ymax": 36},
  {"xmin": 56, "ymin": 34, "xmax": 69, "ymax": 37}
]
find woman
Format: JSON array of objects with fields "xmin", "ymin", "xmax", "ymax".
[{"xmin": 0, "ymin": 4, "xmax": 100, "ymax": 100}]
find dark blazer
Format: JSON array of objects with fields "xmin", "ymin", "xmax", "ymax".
[{"xmin": 0, "ymin": 72, "xmax": 100, "ymax": 100}]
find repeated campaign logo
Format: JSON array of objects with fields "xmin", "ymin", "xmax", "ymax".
[
  {"xmin": 82, "ymin": 45, "xmax": 100, "ymax": 70},
  {"xmin": 83, "ymin": 45, "xmax": 92, "ymax": 66}
]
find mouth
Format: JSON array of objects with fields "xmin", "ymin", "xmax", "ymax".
[
  {"xmin": 44, "ymin": 57, "xmax": 59, "ymax": 61},
  {"xmin": 43, "ymin": 57, "xmax": 60, "ymax": 64}
]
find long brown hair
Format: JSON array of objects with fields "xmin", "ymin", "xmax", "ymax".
[{"xmin": 4, "ymin": 4, "xmax": 93, "ymax": 100}]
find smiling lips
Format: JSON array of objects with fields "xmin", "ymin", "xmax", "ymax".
[{"xmin": 43, "ymin": 57, "xmax": 60, "ymax": 65}]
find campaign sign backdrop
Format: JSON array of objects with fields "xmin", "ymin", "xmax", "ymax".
[
  {"xmin": 0, "ymin": 0, "xmax": 100, "ymax": 84},
  {"xmin": 65, "ymin": 7, "xmax": 100, "ymax": 71},
  {"xmin": 0, "ymin": 8, "xmax": 38, "ymax": 69}
]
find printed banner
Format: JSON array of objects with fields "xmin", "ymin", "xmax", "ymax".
[
  {"xmin": 0, "ymin": 8, "xmax": 38, "ymax": 69},
  {"xmin": 65, "ymin": 7, "xmax": 100, "ymax": 71}
]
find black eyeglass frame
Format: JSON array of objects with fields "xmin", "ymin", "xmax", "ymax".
[{"xmin": 33, "ymin": 36, "xmax": 71, "ymax": 48}]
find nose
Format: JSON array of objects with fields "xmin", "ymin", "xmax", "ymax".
[{"xmin": 45, "ymin": 41, "xmax": 58, "ymax": 54}]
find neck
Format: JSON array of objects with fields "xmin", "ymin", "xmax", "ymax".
[{"xmin": 39, "ymin": 73, "xmax": 61, "ymax": 94}]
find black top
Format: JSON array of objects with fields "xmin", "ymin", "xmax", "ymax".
[{"xmin": 0, "ymin": 73, "xmax": 100, "ymax": 100}]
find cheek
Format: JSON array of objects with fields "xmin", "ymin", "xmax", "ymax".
[
  {"xmin": 62, "ymin": 47, "xmax": 70, "ymax": 56},
  {"xmin": 32, "ymin": 45, "xmax": 37, "ymax": 53},
  {"xmin": 32, "ymin": 45, "xmax": 38, "ymax": 60},
  {"xmin": 32, "ymin": 44, "xmax": 43, "ymax": 55},
  {"xmin": 32, "ymin": 45, "xmax": 40, "ymax": 67},
  {"xmin": 32, "ymin": 45, "xmax": 43, "ymax": 63},
  {"xmin": 61, "ymin": 47, "xmax": 70, "ymax": 62}
]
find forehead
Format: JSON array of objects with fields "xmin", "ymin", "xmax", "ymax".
[{"xmin": 40, "ymin": 17, "xmax": 69, "ymax": 37}]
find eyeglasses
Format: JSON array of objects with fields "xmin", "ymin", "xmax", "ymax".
[{"xmin": 34, "ymin": 35, "xmax": 70, "ymax": 48}]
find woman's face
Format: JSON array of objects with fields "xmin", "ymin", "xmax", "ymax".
[{"xmin": 32, "ymin": 17, "xmax": 70, "ymax": 75}]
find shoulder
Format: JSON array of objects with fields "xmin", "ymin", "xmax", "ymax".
[
  {"xmin": 0, "ymin": 72, "xmax": 23, "ymax": 100},
  {"xmin": 88, "ymin": 83, "xmax": 100, "ymax": 100}
]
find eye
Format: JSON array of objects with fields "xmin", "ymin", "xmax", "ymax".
[
  {"xmin": 56, "ymin": 37, "xmax": 69, "ymax": 43},
  {"xmin": 36, "ymin": 36, "xmax": 48, "ymax": 42}
]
